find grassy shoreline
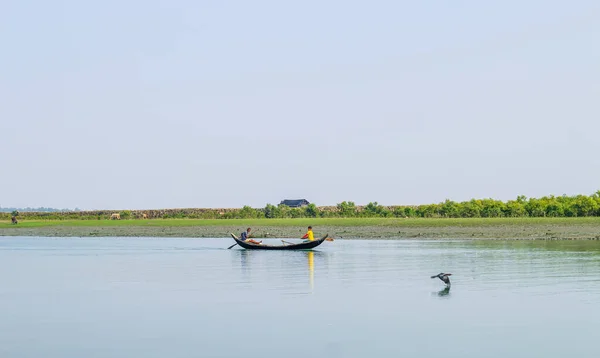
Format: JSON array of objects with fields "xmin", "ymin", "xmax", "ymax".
[{"xmin": 1, "ymin": 218, "xmax": 600, "ymax": 240}]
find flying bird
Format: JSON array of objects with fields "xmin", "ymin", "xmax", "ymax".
[{"xmin": 431, "ymin": 273, "xmax": 452, "ymax": 285}]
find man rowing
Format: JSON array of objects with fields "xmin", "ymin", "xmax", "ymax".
[
  {"xmin": 240, "ymin": 227, "xmax": 262, "ymax": 244},
  {"xmin": 301, "ymin": 226, "xmax": 315, "ymax": 242}
]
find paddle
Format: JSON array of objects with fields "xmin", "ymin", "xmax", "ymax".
[{"xmin": 282, "ymin": 235, "xmax": 333, "ymax": 246}]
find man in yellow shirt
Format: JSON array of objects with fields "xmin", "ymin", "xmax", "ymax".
[{"xmin": 301, "ymin": 226, "xmax": 315, "ymax": 241}]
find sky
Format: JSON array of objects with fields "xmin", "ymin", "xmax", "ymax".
[{"xmin": 1, "ymin": 0, "xmax": 599, "ymax": 210}]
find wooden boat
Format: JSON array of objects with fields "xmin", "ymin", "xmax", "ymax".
[{"xmin": 229, "ymin": 233, "xmax": 330, "ymax": 250}]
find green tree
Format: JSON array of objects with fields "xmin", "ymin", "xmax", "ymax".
[
  {"xmin": 392, "ymin": 207, "xmax": 407, "ymax": 217},
  {"xmin": 277, "ymin": 204, "xmax": 291, "ymax": 218},
  {"xmin": 336, "ymin": 201, "xmax": 357, "ymax": 217},
  {"xmin": 403, "ymin": 207, "xmax": 418, "ymax": 217},
  {"xmin": 417, "ymin": 204, "xmax": 440, "ymax": 218},
  {"xmin": 440, "ymin": 200, "xmax": 460, "ymax": 218},
  {"xmin": 239, "ymin": 205, "xmax": 261, "ymax": 218},
  {"xmin": 362, "ymin": 202, "xmax": 391, "ymax": 217},
  {"xmin": 288, "ymin": 208, "xmax": 304, "ymax": 218},
  {"xmin": 304, "ymin": 203, "xmax": 318, "ymax": 218},
  {"xmin": 458, "ymin": 200, "xmax": 482, "ymax": 218},
  {"xmin": 481, "ymin": 199, "xmax": 505, "ymax": 218},
  {"xmin": 503, "ymin": 200, "xmax": 526, "ymax": 217},
  {"xmin": 572, "ymin": 195, "xmax": 598, "ymax": 216},
  {"xmin": 525, "ymin": 198, "xmax": 545, "ymax": 217},
  {"xmin": 543, "ymin": 196, "xmax": 564, "ymax": 217},
  {"xmin": 264, "ymin": 204, "xmax": 281, "ymax": 218}
]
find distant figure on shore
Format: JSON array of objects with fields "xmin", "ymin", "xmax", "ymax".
[
  {"xmin": 431, "ymin": 273, "xmax": 452, "ymax": 286},
  {"xmin": 241, "ymin": 228, "xmax": 262, "ymax": 244},
  {"xmin": 110, "ymin": 213, "xmax": 120, "ymax": 220},
  {"xmin": 302, "ymin": 226, "xmax": 315, "ymax": 241},
  {"xmin": 11, "ymin": 216, "xmax": 18, "ymax": 224}
]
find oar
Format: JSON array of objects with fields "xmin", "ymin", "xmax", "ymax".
[
  {"xmin": 227, "ymin": 233, "xmax": 238, "ymax": 249},
  {"xmin": 227, "ymin": 233, "xmax": 239, "ymax": 249}
]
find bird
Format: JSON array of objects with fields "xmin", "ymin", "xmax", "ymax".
[{"xmin": 431, "ymin": 273, "xmax": 452, "ymax": 285}]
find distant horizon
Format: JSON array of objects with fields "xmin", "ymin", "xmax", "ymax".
[{"xmin": 3, "ymin": 189, "xmax": 599, "ymax": 212}]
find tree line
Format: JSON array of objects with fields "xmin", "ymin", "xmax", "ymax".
[
  {"xmin": 260, "ymin": 192, "xmax": 600, "ymax": 218},
  {"xmin": 3, "ymin": 192, "xmax": 600, "ymax": 220}
]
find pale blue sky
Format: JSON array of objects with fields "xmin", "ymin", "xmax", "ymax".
[{"xmin": 1, "ymin": 0, "xmax": 599, "ymax": 210}]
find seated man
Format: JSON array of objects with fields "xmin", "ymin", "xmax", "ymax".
[
  {"xmin": 301, "ymin": 226, "xmax": 314, "ymax": 242},
  {"xmin": 240, "ymin": 227, "xmax": 262, "ymax": 244}
]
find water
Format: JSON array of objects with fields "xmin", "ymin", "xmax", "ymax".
[{"xmin": 1, "ymin": 237, "xmax": 599, "ymax": 358}]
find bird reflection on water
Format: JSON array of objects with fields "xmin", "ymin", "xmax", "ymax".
[{"xmin": 437, "ymin": 286, "xmax": 451, "ymax": 297}]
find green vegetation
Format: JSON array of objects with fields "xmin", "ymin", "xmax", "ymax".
[
  {"xmin": 2, "ymin": 192, "xmax": 600, "ymax": 221},
  {"xmin": 2, "ymin": 217, "xmax": 600, "ymax": 230}
]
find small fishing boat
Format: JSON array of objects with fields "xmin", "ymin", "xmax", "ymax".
[{"xmin": 229, "ymin": 233, "xmax": 330, "ymax": 250}]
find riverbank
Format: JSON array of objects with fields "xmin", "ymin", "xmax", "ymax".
[{"xmin": 1, "ymin": 218, "xmax": 600, "ymax": 239}]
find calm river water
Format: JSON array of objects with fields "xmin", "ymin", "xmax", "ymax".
[{"xmin": 1, "ymin": 237, "xmax": 599, "ymax": 358}]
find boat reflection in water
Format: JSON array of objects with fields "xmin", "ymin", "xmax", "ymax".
[
  {"xmin": 240, "ymin": 250, "xmax": 250, "ymax": 273},
  {"xmin": 300, "ymin": 250, "xmax": 328, "ymax": 293},
  {"xmin": 233, "ymin": 247, "xmax": 326, "ymax": 293},
  {"xmin": 308, "ymin": 251, "xmax": 314, "ymax": 292}
]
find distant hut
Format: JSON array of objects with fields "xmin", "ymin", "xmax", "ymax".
[{"xmin": 279, "ymin": 199, "xmax": 310, "ymax": 208}]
